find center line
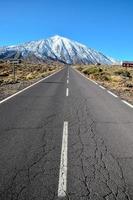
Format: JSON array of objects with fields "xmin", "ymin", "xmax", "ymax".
[
  {"xmin": 58, "ymin": 121, "xmax": 68, "ymax": 197},
  {"xmin": 66, "ymin": 88, "xmax": 69, "ymax": 96},
  {"xmin": 67, "ymin": 79, "xmax": 69, "ymax": 84}
]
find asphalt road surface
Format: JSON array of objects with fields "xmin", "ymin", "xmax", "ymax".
[{"xmin": 0, "ymin": 66, "xmax": 133, "ymax": 200}]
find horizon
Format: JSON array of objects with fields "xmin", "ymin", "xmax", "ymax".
[{"xmin": 0, "ymin": 0, "xmax": 133, "ymax": 61}]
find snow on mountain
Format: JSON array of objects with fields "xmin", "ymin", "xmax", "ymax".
[{"xmin": 0, "ymin": 35, "xmax": 117, "ymax": 65}]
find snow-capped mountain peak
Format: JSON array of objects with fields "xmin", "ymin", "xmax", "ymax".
[{"xmin": 0, "ymin": 35, "xmax": 118, "ymax": 65}]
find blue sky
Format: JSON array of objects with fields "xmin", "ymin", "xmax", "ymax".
[{"xmin": 0, "ymin": 0, "xmax": 133, "ymax": 60}]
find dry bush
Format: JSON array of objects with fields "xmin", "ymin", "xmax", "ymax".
[
  {"xmin": 0, "ymin": 61, "xmax": 64, "ymax": 85},
  {"xmin": 76, "ymin": 64, "xmax": 133, "ymax": 104}
]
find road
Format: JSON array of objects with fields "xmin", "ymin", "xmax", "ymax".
[{"xmin": 0, "ymin": 66, "xmax": 133, "ymax": 200}]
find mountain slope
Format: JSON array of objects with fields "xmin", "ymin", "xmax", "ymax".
[{"xmin": 0, "ymin": 35, "xmax": 117, "ymax": 65}]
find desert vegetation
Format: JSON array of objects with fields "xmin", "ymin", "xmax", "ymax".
[
  {"xmin": 76, "ymin": 65, "xmax": 133, "ymax": 104},
  {"xmin": 0, "ymin": 60, "xmax": 64, "ymax": 100}
]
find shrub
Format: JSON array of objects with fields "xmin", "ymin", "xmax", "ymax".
[
  {"xmin": 82, "ymin": 67, "xmax": 103, "ymax": 75},
  {"xmin": 114, "ymin": 70, "xmax": 131, "ymax": 78},
  {"xmin": 0, "ymin": 80, "xmax": 4, "ymax": 85},
  {"xmin": 122, "ymin": 71, "xmax": 132, "ymax": 78},
  {"xmin": 26, "ymin": 73, "xmax": 34, "ymax": 80},
  {"xmin": 3, "ymin": 78, "xmax": 19, "ymax": 84},
  {"xmin": 125, "ymin": 82, "xmax": 133, "ymax": 88},
  {"xmin": 93, "ymin": 72, "xmax": 111, "ymax": 81},
  {"xmin": 111, "ymin": 75, "xmax": 123, "ymax": 82},
  {"xmin": 41, "ymin": 72, "xmax": 51, "ymax": 77},
  {"xmin": 0, "ymin": 71, "xmax": 9, "ymax": 77},
  {"xmin": 114, "ymin": 70, "xmax": 123, "ymax": 76},
  {"xmin": 100, "ymin": 74, "xmax": 111, "ymax": 81},
  {"xmin": 82, "ymin": 67, "xmax": 89, "ymax": 74},
  {"xmin": 77, "ymin": 66, "xmax": 83, "ymax": 71}
]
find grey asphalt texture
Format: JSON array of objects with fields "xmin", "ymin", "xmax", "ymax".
[{"xmin": 0, "ymin": 66, "xmax": 133, "ymax": 200}]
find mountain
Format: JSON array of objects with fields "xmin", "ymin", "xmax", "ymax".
[{"xmin": 0, "ymin": 35, "xmax": 117, "ymax": 65}]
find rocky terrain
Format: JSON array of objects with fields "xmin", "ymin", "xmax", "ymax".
[
  {"xmin": 0, "ymin": 60, "xmax": 63, "ymax": 100},
  {"xmin": 76, "ymin": 65, "xmax": 133, "ymax": 104}
]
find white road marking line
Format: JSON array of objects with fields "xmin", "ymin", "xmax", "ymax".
[
  {"xmin": 107, "ymin": 90, "xmax": 118, "ymax": 98},
  {"xmin": 99, "ymin": 85, "xmax": 106, "ymax": 90},
  {"xmin": 73, "ymin": 67, "xmax": 133, "ymax": 108},
  {"xmin": 0, "ymin": 68, "xmax": 63, "ymax": 105},
  {"xmin": 58, "ymin": 121, "xmax": 68, "ymax": 197},
  {"xmin": 91, "ymin": 80, "xmax": 98, "ymax": 85},
  {"xmin": 67, "ymin": 79, "xmax": 69, "ymax": 84},
  {"xmin": 122, "ymin": 100, "xmax": 133, "ymax": 108},
  {"xmin": 73, "ymin": 68, "xmax": 99, "ymax": 84},
  {"xmin": 66, "ymin": 88, "xmax": 69, "ymax": 96}
]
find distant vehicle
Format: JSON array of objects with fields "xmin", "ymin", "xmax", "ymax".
[{"xmin": 122, "ymin": 61, "xmax": 133, "ymax": 67}]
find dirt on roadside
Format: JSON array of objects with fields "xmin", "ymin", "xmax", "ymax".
[
  {"xmin": 76, "ymin": 65, "xmax": 133, "ymax": 105},
  {"xmin": 0, "ymin": 61, "xmax": 64, "ymax": 101}
]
